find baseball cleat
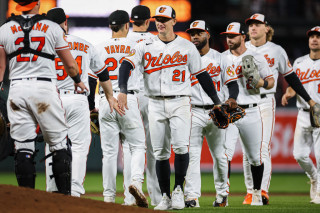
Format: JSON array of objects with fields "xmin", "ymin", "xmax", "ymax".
[
  {"xmin": 104, "ymin": 196, "xmax": 115, "ymax": 203},
  {"xmin": 251, "ymin": 189, "xmax": 263, "ymax": 206},
  {"xmin": 154, "ymin": 193, "xmax": 172, "ymax": 210},
  {"xmin": 185, "ymin": 198, "xmax": 200, "ymax": 208},
  {"xmin": 310, "ymin": 179, "xmax": 317, "ymax": 200},
  {"xmin": 261, "ymin": 190, "xmax": 269, "ymax": 205},
  {"xmin": 311, "ymin": 192, "xmax": 320, "ymax": 204},
  {"xmin": 171, "ymin": 185, "xmax": 185, "ymax": 209},
  {"xmin": 128, "ymin": 181, "xmax": 149, "ymax": 208},
  {"xmin": 213, "ymin": 196, "xmax": 228, "ymax": 207},
  {"xmin": 242, "ymin": 193, "xmax": 252, "ymax": 204}
]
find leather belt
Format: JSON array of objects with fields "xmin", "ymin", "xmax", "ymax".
[
  {"xmin": 100, "ymin": 90, "xmax": 135, "ymax": 95},
  {"xmin": 59, "ymin": 89, "xmax": 87, "ymax": 96},
  {"xmin": 239, "ymin": 103, "xmax": 257, "ymax": 109},
  {"xmin": 150, "ymin": 95, "xmax": 187, "ymax": 99},
  {"xmin": 12, "ymin": 77, "xmax": 52, "ymax": 82},
  {"xmin": 192, "ymin": 104, "xmax": 214, "ymax": 110},
  {"xmin": 299, "ymin": 108, "xmax": 310, "ymax": 112},
  {"xmin": 260, "ymin": 94, "xmax": 267, "ymax": 98}
]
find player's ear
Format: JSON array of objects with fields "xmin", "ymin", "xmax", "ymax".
[{"xmin": 172, "ymin": 18, "xmax": 177, "ymax": 26}]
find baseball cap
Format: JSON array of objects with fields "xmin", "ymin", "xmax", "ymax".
[
  {"xmin": 186, "ymin": 20, "xmax": 210, "ymax": 35},
  {"xmin": 220, "ymin": 22, "xmax": 245, "ymax": 35},
  {"xmin": 14, "ymin": 0, "xmax": 38, "ymax": 12},
  {"xmin": 152, "ymin": 5, "xmax": 176, "ymax": 19},
  {"xmin": 109, "ymin": 10, "xmax": 130, "ymax": 25},
  {"xmin": 245, "ymin": 13, "xmax": 268, "ymax": 25},
  {"xmin": 131, "ymin": 5, "xmax": 151, "ymax": 21},
  {"xmin": 306, "ymin": 26, "xmax": 320, "ymax": 37},
  {"xmin": 47, "ymin": 8, "xmax": 69, "ymax": 24}
]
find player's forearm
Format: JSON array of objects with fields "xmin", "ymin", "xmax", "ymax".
[
  {"xmin": 286, "ymin": 86, "xmax": 296, "ymax": 97},
  {"xmin": 196, "ymin": 71, "xmax": 221, "ymax": 105},
  {"xmin": 118, "ymin": 60, "xmax": 133, "ymax": 94},
  {"xmin": 100, "ymin": 80, "xmax": 113, "ymax": 100},
  {"xmin": 227, "ymin": 81, "xmax": 239, "ymax": 100},
  {"xmin": 285, "ymin": 72, "xmax": 311, "ymax": 102},
  {"xmin": 0, "ymin": 49, "xmax": 7, "ymax": 82},
  {"xmin": 56, "ymin": 49, "xmax": 79, "ymax": 78},
  {"xmin": 255, "ymin": 77, "xmax": 274, "ymax": 89}
]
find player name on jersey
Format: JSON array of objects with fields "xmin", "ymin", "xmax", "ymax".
[
  {"xmin": 104, "ymin": 44, "xmax": 131, "ymax": 54},
  {"xmin": 68, "ymin": 41, "xmax": 89, "ymax": 54},
  {"xmin": 10, "ymin": 22, "xmax": 49, "ymax": 34}
]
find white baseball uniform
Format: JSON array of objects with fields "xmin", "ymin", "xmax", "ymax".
[
  {"xmin": 123, "ymin": 31, "xmax": 162, "ymax": 206},
  {"xmin": 184, "ymin": 48, "xmax": 237, "ymax": 201},
  {"xmin": 223, "ymin": 49, "xmax": 273, "ymax": 181},
  {"xmin": 243, "ymin": 41, "xmax": 293, "ymax": 193},
  {"xmin": 124, "ymin": 35, "xmax": 202, "ymax": 161},
  {"xmin": 0, "ymin": 15, "xmax": 69, "ymax": 153},
  {"xmin": 45, "ymin": 34, "xmax": 107, "ymax": 197},
  {"xmin": 292, "ymin": 55, "xmax": 320, "ymax": 193},
  {"xmin": 96, "ymin": 37, "xmax": 146, "ymax": 201}
]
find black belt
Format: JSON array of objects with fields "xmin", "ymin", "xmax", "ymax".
[
  {"xmin": 260, "ymin": 94, "xmax": 267, "ymax": 98},
  {"xmin": 59, "ymin": 89, "xmax": 87, "ymax": 96},
  {"xmin": 192, "ymin": 105, "xmax": 214, "ymax": 110},
  {"xmin": 299, "ymin": 108, "xmax": 310, "ymax": 112},
  {"xmin": 100, "ymin": 90, "xmax": 135, "ymax": 95},
  {"xmin": 12, "ymin": 77, "xmax": 51, "ymax": 82},
  {"xmin": 150, "ymin": 95, "xmax": 187, "ymax": 99},
  {"xmin": 239, "ymin": 103, "xmax": 257, "ymax": 109}
]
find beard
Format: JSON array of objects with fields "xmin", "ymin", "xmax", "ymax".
[
  {"xmin": 195, "ymin": 39, "xmax": 208, "ymax": 50},
  {"xmin": 228, "ymin": 41, "xmax": 241, "ymax": 50}
]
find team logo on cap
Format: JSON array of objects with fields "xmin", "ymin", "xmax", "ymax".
[
  {"xmin": 228, "ymin": 25, "xmax": 234, "ymax": 31},
  {"xmin": 315, "ymin": 27, "xmax": 320, "ymax": 32},
  {"xmin": 251, "ymin": 14, "xmax": 259, "ymax": 19},
  {"xmin": 192, "ymin": 22, "xmax": 199, "ymax": 27},
  {"xmin": 159, "ymin": 7, "xmax": 167, "ymax": 13}
]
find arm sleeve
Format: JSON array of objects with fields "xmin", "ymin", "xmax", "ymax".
[
  {"xmin": 188, "ymin": 45, "xmax": 203, "ymax": 75},
  {"xmin": 54, "ymin": 25, "xmax": 69, "ymax": 50},
  {"xmin": 87, "ymin": 76, "xmax": 97, "ymax": 111},
  {"xmin": 118, "ymin": 60, "xmax": 133, "ymax": 94},
  {"xmin": 123, "ymin": 42, "xmax": 144, "ymax": 73},
  {"xmin": 0, "ymin": 27, "xmax": 4, "ymax": 48},
  {"xmin": 227, "ymin": 81, "xmax": 239, "ymax": 100},
  {"xmin": 285, "ymin": 72, "xmax": 311, "ymax": 102},
  {"xmin": 90, "ymin": 45, "xmax": 109, "ymax": 81},
  {"xmin": 196, "ymin": 71, "xmax": 221, "ymax": 104}
]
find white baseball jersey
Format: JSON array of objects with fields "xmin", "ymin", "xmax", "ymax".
[
  {"xmin": 246, "ymin": 41, "xmax": 293, "ymax": 94},
  {"xmin": 222, "ymin": 49, "xmax": 273, "ymax": 105},
  {"xmin": 191, "ymin": 48, "xmax": 237, "ymax": 105},
  {"xmin": 293, "ymin": 55, "xmax": 320, "ymax": 108},
  {"xmin": 96, "ymin": 37, "xmax": 139, "ymax": 92},
  {"xmin": 124, "ymin": 35, "xmax": 202, "ymax": 96},
  {"xmin": 127, "ymin": 31, "xmax": 156, "ymax": 92},
  {"xmin": 56, "ymin": 34, "xmax": 106, "ymax": 91},
  {"xmin": 0, "ymin": 15, "xmax": 69, "ymax": 79}
]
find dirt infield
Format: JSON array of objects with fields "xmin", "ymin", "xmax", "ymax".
[{"xmin": 0, "ymin": 184, "xmax": 159, "ymax": 213}]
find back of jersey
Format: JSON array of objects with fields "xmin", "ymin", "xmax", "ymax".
[
  {"xmin": 0, "ymin": 15, "xmax": 69, "ymax": 80},
  {"xmin": 56, "ymin": 34, "xmax": 106, "ymax": 92},
  {"xmin": 96, "ymin": 37, "xmax": 139, "ymax": 92}
]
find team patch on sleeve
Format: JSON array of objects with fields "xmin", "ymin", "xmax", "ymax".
[
  {"xmin": 287, "ymin": 59, "xmax": 292, "ymax": 68},
  {"xmin": 226, "ymin": 66, "xmax": 235, "ymax": 77},
  {"xmin": 127, "ymin": 49, "xmax": 136, "ymax": 57}
]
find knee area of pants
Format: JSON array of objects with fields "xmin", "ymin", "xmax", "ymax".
[
  {"xmin": 154, "ymin": 153, "xmax": 170, "ymax": 161},
  {"xmin": 293, "ymin": 154, "xmax": 309, "ymax": 162},
  {"xmin": 15, "ymin": 151, "xmax": 35, "ymax": 166},
  {"xmin": 172, "ymin": 147, "xmax": 188, "ymax": 155}
]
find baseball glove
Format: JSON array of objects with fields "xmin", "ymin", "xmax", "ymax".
[
  {"xmin": 228, "ymin": 106, "xmax": 246, "ymax": 123},
  {"xmin": 310, "ymin": 103, "xmax": 320, "ymax": 128},
  {"xmin": 242, "ymin": 55, "xmax": 261, "ymax": 88},
  {"xmin": 209, "ymin": 105, "xmax": 230, "ymax": 129},
  {"xmin": 90, "ymin": 112, "xmax": 100, "ymax": 135}
]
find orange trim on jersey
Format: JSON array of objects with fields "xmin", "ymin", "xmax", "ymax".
[
  {"xmin": 301, "ymin": 78, "xmax": 320, "ymax": 84},
  {"xmin": 283, "ymin": 69, "xmax": 293, "ymax": 76},
  {"xmin": 88, "ymin": 73, "xmax": 98, "ymax": 79},
  {"xmin": 123, "ymin": 58, "xmax": 136, "ymax": 69},
  {"xmin": 263, "ymin": 74, "xmax": 273, "ymax": 80},
  {"xmin": 191, "ymin": 80, "xmax": 199, "ymax": 87},
  {"xmin": 224, "ymin": 77, "xmax": 238, "ymax": 85},
  {"xmin": 55, "ymin": 45, "xmax": 69, "ymax": 50},
  {"xmin": 191, "ymin": 68, "xmax": 206, "ymax": 76},
  {"xmin": 94, "ymin": 64, "xmax": 107, "ymax": 75},
  {"xmin": 237, "ymin": 74, "xmax": 244, "ymax": 78},
  {"xmin": 144, "ymin": 62, "xmax": 187, "ymax": 74},
  {"xmin": 210, "ymin": 74, "xmax": 220, "ymax": 78}
]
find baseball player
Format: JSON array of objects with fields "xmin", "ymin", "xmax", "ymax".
[
  {"xmin": 118, "ymin": 5, "xmax": 222, "ymax": 210},
  {"xmin": 221, "ymin": 22, "xmax": 275, "ymax": 206},
  {"xmin": 0, "ymin": 0, "xmax": 87, "ymax": 195},
  {"xmin": 282, "ymin": 26, "xmax": 320, "ymax": 204},
  {"xmin": 122, "ymin": 5, "xmax": 162, "ymax": 206},
  {"xmin": 95, "ymin": 10, "xmax": 148, "ymax": 208},
  {"xmin": 184, "ymin": 20, "xmax": 239, "ymax": 208},
  {"xmin": 44, "ymin": 7, "xmax": 120, "ymax": 197},
  {"xmin": 240, "ymin": 13, "xmax": 318, "ymax": 205}
]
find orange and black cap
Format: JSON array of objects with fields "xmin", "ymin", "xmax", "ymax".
[{"xmin": 14, "ymin": 0, "xmax": 38, "ymax": 12}]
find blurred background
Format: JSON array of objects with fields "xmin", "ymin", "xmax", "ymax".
[{"xmin": 0, "ymin": 0, "xmax": 317, "ymax": 173}]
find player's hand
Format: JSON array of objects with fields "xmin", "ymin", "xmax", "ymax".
[
  {"xmin": 90, "ymin": 108, "xmax": 99, "ymax": 113},
  {"xmin": 281, "ymin": 92, "xmax": 293, "ymax": 106},
  {"xmin": 74, "ymin": 81, "xmax": 89, "ymax": 94},
  {"xmin": 117, "ymin": 93, "xmax": 129, "ymax": 111},
  {"xmin": 225, "ymin": 98, "xmax": 238, "ymax": 109},
  {"xmin": 107, "ymin": 96, "xmax": 125, "ymax": 116}
]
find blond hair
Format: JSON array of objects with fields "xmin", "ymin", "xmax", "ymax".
[{"xmin": 266, "ymin": 25, "xmax": 274, "ymax": 41}]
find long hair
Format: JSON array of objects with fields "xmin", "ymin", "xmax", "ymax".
[{"xmin": 266, "ymin": 25, "xmax": 274, "ymax": 41}]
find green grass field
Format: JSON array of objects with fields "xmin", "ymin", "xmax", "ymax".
[{"xmin": 1, "ymin": 172, "xmax": 320, "ymax": 212}]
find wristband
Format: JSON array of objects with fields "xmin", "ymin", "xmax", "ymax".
[
  {"xmin": 71, "ymin": 73, "xmax": 81, "ymax": 84},
  {"xmin": 263, "ymin": 80, "xmax": 268, "ymax": 89}
]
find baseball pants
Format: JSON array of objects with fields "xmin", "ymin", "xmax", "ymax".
[
  {"xmin": 243, "ymin": 95, "xmax": 275, "ymax": 193},
  {"xmin": 99, "ymin": 92, "xmax": 146, "ymax": 199},
  {"xmin": 184, "ymin": 107, "xmax": 229, "ymax": 200},
  {"xmin": 46, "ymin": 93, "xmax": 91, "ymax": 197},
  {"xmin": 293, "ymin": 110, "xmax": 320, "ymax": 192}
]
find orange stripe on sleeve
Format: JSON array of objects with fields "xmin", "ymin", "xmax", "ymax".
[
  {"xmin": 55, "ymin": 45, "xmax": 69, "ymax": 50},
  {"xmin": 88, "ymin": 73, "xmax": 98, "ymax": 79},
  {"xmin": 94, "ymin": 64, "xmax": 107, "ymax": 75},
  {"xmin": 123, "ymin": 58, "xmax": 135, "ymax": 69},
  {"xmin": 282, "ymin": 69, "xmax": 293, "ymax": 77},
  {"xmin": 191, "ymin": 68, "xmax": 206, "ymax": 76},
  {"xmin": 263, "ymin": 74, "xmax": 273, "ymax": 80},
  {"xmin": 224, "ymin": 77, "xmax": 238, "ymax": 85}
]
